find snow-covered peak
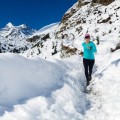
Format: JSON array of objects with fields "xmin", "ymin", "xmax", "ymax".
[
  {"xmin": 5, "ymin": 22, "xmax": 28, "ymax": 29},
  {"xmin": 0, "ymin": 23, "xmax": 36, "ymax": 39},
  {"xmin": 19, "ymin": 24, "xmax": 27, "ymax": 28},
  {"xmin": 0, "ymin": 23, "xmax": 36, "ymax": 53},
  {"xmin": 5, "ymin": 22, "xmax": 14, "ymax": 28},
  {"xmin": 18, "ymin": 24, "xmax": 32, "ymax": 30}
]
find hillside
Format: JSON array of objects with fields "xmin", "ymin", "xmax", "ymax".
[{"xmin": 23, "ymin": 0, "xmax": 120, "ymax": 59}]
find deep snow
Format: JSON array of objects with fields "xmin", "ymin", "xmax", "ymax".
[{"xmin": 0, "ymin": 53, "xmax": 89, "ymax": 119}]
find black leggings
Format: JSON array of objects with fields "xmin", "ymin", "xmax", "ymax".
[{"xmin": 83, "ymin": 58, "xmax": 95, "ymax": 82}]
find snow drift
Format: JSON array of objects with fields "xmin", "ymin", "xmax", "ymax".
[
  {"xmin": 0, "ymin": 53, "xmax": 88, "ymax": 119},
  {"xmin": 0, "ymin": 53, "xmax": 64, "ymax": 113}
]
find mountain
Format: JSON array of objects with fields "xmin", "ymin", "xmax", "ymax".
[
  {"xmin": 0, "ymin": 22, "xmax": 36, "ymax": 53},
  {"xmin": 23, "ymin": 23, "xmax": 60, "ymax": 58},
  {"xmin": 24, "ymin": 0, "xmax": 120, "ymax": 58},
  {"xmin": 0, "ymin": 0, "xmax": 119, "ymax": 57},
  {"xmin": 0, "ymin": 22, "xmax": 35, "ymax": 39},
  {"xmin": 55, "ymin": 0, "xmax": 119, "ymax": 41}
]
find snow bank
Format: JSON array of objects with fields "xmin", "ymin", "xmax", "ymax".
[
  {"xmin": 0, "ymin": 53, "xmax": 64, "ymax": 114},
  {"xmin": 0, "ymin": 53, "xmax": 88, "ymax": 119}
]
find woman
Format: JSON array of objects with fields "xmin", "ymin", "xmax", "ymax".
[{"xmin": 82, "ymin": 34, "xmax": 97, "ymax": 86}]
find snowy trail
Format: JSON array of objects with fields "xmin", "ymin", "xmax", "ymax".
[{"xmin": 83, "ymin": 49, "xmax": 120, "ymax": 120}]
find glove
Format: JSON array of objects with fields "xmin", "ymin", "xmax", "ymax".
[{"xmin": 79, "ymin": 51, "xmax": 84, "ymax": 56}]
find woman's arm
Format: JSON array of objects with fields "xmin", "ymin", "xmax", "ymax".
[{"xmin": 90, "ymin": 42, "xmax": 97, "ymax": 53}]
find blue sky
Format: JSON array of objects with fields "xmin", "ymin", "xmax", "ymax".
[{"xmin": 0, "ymin": 0, "xmax": 77, "ymax": 29}]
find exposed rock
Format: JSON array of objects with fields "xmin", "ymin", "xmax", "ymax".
[
  {"xmin": 78, "ymin": 0, "xmax": 91, "ymax": 8},
  {"xmin": 92, "ymin": 0, "xmax": 115, "ymax": 5},
  {"xmin": 52, "ymin": 42, "xmax": 58, "ymax": 55},
  {"xmin": 61, "ymin": 44, "xmax": 78, "ymax": 58},
  {"xmin": 42, "ymin": 33, "xmax": 50, "ymax": 41},
  {"xmin": 111, "ymin": 43, "xmax": 120, "ymax": 52},
  {"xmin": 61, "ymin": 8, "xmax": 77, "ymax": 24},
  {"xmin": 26, "ymin": 35, "xmax": 40, "ymax": 42},
  {"xmin": 98, "ymin": 16, "xmax": 111, "ymax": 23}
]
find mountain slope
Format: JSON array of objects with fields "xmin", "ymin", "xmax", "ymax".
[
  {"xmin": 23, "ymin": 0, "xmax": 120, "ymax": 59},
  {"xmin": 0, "ymin": 22, "xmax": 36, "ymax": 53}
]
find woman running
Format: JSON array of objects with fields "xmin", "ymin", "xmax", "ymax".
[{"xmin": 82, "ymin": 34, "xmax": 97, "ymax": 86}]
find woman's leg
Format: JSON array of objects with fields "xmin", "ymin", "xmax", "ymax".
[
  {"xmin": 89, "ymin": 59, "xmax": 95, "ymax": 78},
  {"xmin": 83, "ymin": 58, "xmax": 89, "ymax": 82}
]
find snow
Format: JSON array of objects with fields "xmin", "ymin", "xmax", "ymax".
[
  {"xmin": 38, "ymin": 23, "xmax": 59, "ymax": 33},
  {"xmin": 1, "ymin": 46, "xmax": 120, "ymax": 120},
  {"xmin": 0, "ymin": 23, "xmax": 36, "ymax": 53},
  {"xmin": 0, "ymin": 53, "xmax": 88, "ymax": 119},
  {"xmin": 0, "ymin": 53, "xmax": 63, "ymax": 111},
  {"xmin": 33, "ymin": 22, "xmax": 59, "ymax": 36},
  {"xmin": 6, "ymin": 22, "xmax": 14, "ymax": 28}
]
